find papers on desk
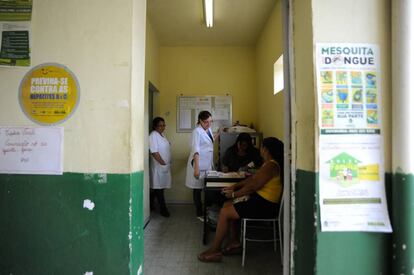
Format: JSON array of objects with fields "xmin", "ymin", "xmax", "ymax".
[
  {"xmin": 206, "ymin": 181, "xmax": 235, "ymax": 188},
  {"xmin": 206, "ymin": 171, "xmax": 245, "ymax": 178}
]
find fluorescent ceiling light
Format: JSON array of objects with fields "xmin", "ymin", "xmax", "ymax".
[{"xmin": 204, "ymin": 0, "xmax": 213, "ymax": 28}]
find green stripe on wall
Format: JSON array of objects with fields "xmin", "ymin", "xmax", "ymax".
[
  {"xmin": 130, "ymin": 171, "xmax": 144, "ymax": 274},
  {"xmin": 0, "ymin": 171, "xmax": 144, "ymax": 275},
  {"xmin": 392, "ymin": 172, "xmax": 414, "ymax": 275},
  {"xmin": 294, "ymin": 169, "xmax": 317, "ymax": 275},
  {"xmin": 294, "ymin": 170, "xmax": 392, "ymax": 275}
]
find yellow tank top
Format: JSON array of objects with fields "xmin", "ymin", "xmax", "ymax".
[{"xmin": 257, "ymin": 160, "xmax": 282, "ymax": 203}]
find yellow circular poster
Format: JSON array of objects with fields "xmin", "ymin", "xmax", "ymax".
[{"xmin": 19, "ymin": 63, "xmax": 80, "ymax": 125}]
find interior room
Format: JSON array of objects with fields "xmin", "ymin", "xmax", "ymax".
[{"xmin": 144, "ymin": 0, "xmax": 286, "ymax": 273}]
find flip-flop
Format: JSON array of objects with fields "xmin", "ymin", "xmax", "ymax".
[
  {"xmin": 222, "ymin": 244, "xmax": 242, "ymax": 255},
  {"xmin": 197, "ymin": 251, "xmax": 223, "ymax": 263}
]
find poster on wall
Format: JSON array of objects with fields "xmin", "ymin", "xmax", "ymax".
[
  {"xmin": 19, "ymin": 63, "xmax": 80, "ymax": 125},
  {"xmin": 0, "ymin": 0, "xmax": 32, "ymax": 67},
  {"xmin": 0, "ymin": 127, "xmax": 63, "ymax": 175},
  {"xmin": 319, "ymin": 134, "xmax": 392, "ymax": 232},
  {"xmin": 316, "ymin": 43, "xmax": 391, "ymax": 232},
  {"xmin": 316, "ymin": 43, "xmax": 381, "ymax": 134}
]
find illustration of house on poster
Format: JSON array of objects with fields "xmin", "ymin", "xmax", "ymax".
[
  {"xmin": 326, "ymin": 151, "xmax": 380, "ymax": 184},
  {"xmin": 327, "ymin": 152, "xmax": 361, "ymax": 182}
]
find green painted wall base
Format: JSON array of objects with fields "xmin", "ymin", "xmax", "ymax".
[
  {"xmin": 392, "ymin": 172, "xmax": 414, "ymax": 275},
  {"xmin": 0, "ymin": 172, "xmax": 144, "ymax": 275},
  {"xmin": 294, "ymin": 169, "xmax": 392, "ymax": 275},
  {"xmin": 293, "ymin": 169, "xmax": 317, "ymax": 274}
]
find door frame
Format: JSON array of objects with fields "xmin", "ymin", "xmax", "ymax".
[{"xmin": 282, "ymin": 0, "xmax": 294, "ymax": 272}]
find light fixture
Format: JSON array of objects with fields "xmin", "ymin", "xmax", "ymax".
[{"xmin": 204, "ymin": 0, "xmax": 213, "ymax": 28}]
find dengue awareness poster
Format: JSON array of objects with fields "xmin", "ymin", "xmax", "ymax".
[{"xmin": 316, "ymin": 43, "xmax": 392, "ymax": 232}]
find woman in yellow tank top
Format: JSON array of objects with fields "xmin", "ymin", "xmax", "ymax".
[{"xmin": 198, "ymin": 137, "xmax": 283, "ymax": 263}]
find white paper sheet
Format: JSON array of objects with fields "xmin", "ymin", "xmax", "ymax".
[
  {"xmin": 180, "ymin": 109, "xmax": 192, "ymax": 129},
  {"xmin": 0, "ymin": 127, "xmax": 63, "ymax": 174}
]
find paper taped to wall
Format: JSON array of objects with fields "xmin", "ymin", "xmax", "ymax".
[{"xmin": 0, "ymin": 127, "xmax": 63, "ymax": 174}]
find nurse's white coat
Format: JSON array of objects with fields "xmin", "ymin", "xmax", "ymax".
[
  {"xmin": 185, "ymin": 125, "xmax": 214, "ymax": 189},
  {"xmin": 149, "ymin": 130, "xmax": 172, "ymax": 189}
]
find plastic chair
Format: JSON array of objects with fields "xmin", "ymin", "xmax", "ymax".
[{"xmin": 240, "ymin": 196, "xmax": 284, "ymax": 267}]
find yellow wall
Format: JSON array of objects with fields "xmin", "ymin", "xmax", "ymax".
[
  {"xmin": 312, "ymin": 0, "xmax": 391, "ymax": 171},
  {"xmin": 145, "ymin": 21, "xmax": 160, "ymax": 90},
  {"xmin": 255, "ymin": 0, "xmax": 284, "ymax": 140},
  {"xmin": 143, "ymin": 20, "xmax": 160, "ymax": 219},
  {"xmin": 0, "ymin": 0, "xmax": 145, "ymax": 174},
  {"xmin": 159, "ymin": 46, "xmax": 257, "ymax": 202}
]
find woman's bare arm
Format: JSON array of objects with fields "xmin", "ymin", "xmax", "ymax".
[
  {"xmin": 193, "ymin": 153, "xmax": 200, "ymax": 179},
  {"xmin": 225, "ymin": 161, "xmax": 279, "ymax": 198},
  {"xmin": 151, "ymin": 152, "xmax": 166, "ymax": 165}
]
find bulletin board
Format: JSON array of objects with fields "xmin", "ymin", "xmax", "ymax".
[{"xmin": 177, "ymin": 95, "xmax": 232, "ymax": 132}]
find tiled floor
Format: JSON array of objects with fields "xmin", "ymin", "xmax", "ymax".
[{"xmin": 144, "ymin": 204, "xmax": 283, "ymax": 275}]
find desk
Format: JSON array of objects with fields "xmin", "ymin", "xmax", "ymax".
[{"xmin": 203, "ymin": 176, "xmax": 245, "ymax": 245}]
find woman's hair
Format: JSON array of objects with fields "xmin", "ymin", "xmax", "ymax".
[
  {"xmin": 262, "ymin": 137, "xmax": 284, "ymax": 179},
  {"xmin": 152, "ymin": 117, "xmax": 165, "ymax": 130},
  {"xmin": 235, "ymin": 132, "xmax": 253, "ymax": 147},
  {"xmin": 197, "ymin": 110, "xmax": 212, "ymax": 124}
]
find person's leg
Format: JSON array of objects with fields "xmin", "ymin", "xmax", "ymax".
[
  {"xmin": 155, "ymin": 189, "xmax": 170, "ymax": 217},
  {"xmin": 193, "ymin": 188, "xmax": 203, "ymax": 217},
  {"xmin": 219, "ymin": 219, "xmax": 242, "ymax": 255},
  {"xmin": 210, "ymin": 201, "xmax": 240, "ymax": 251},
  {"xmin": 199, "ymin": 200, "xmax": 240, "ymax": 258},
  {"xmin": 228, "ymin": 219, "xmax": 241, "ymax": 246}
]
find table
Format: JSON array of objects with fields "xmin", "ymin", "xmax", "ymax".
[{"xmin": 203, "ymin": 175, "xmax": 245, "ymax": 245}]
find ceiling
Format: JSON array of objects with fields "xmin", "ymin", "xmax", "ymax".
[{"xmin": 147, "ymin": 0, "xmax": 277, "ymax": 46}]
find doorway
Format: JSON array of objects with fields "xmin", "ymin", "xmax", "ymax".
[{"xmin": 144, "ymin": 0, "xmax": 293, "ymax": 273}]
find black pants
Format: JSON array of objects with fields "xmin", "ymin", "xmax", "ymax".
[
  {"xmin": 193, "ymin": 189, "xmax": 203, "ymax": 216},
  {"xmin": 150, "ymin": 189, "xmax": 167, "ymax": 210}
]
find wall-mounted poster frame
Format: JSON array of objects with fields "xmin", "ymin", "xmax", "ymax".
[
  {"xmin": 0, "ymin": 0, "xmax": 33, "ymax": 67},
  {"xmin": 177, "ymin": 95, "xmax": 232, "ymax": 133}
]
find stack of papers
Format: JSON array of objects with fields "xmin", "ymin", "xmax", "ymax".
[{"xmin": 206, "ymin": 171, "xmax": 245, "ymax": 178}]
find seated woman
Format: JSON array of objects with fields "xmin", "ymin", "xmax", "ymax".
[
  {"xmin": 198, "ymin": 137, "xmax": 283, "ymax": 262},
  {"xmin": 221, "ymin": 132, "xmax": 263, "ymax": 172}
]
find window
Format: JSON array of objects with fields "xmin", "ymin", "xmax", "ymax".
[{"xmin": 273, "ymin": 55, "xmax": 284, "ymax": 95}]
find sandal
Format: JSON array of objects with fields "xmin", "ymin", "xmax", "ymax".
[
  {"xmin": 197, "ymin": 251, "xmax": 223, "ymax": 263},
  {"xmin": 222, "ymin": 244, "xmax": 242, "ymax": 255}
]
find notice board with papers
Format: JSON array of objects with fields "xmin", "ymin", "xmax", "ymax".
[{"xmin": 177, "ymin": 95, "xmax": 232, "ymax": 132}]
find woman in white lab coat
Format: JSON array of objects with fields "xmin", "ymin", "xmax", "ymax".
[
  {"xmin": 185, "ymin": 110, "xmax": 220, "ymax": 218},
  {"xmin": 149, "ymin": 117, "xmax": 172, "ymax": 217}
]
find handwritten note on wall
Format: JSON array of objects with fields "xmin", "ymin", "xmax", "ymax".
[{"xmin": 0, "ymin": 127, "xmax": 63, "ymax": 175}]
